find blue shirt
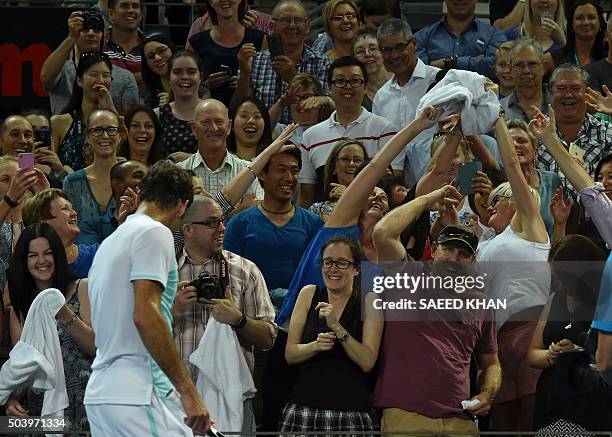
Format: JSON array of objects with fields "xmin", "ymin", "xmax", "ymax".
[
  {"xmin": 71, "ymin": 243, "xmax": 100, "ymax": 278},
  {"xmin": 224, "ymin": 206, "xmax": 324, "ymax": 290},
  {"xmin": 276, "ymin": 224, "xmax": 360, "ymax": 327},
  {"xmin": 415, "ymin": 16, "xmax": 507, "ymax": 79},
  {"xmin": 76, "ymin": 206, "xmax": 119, "ymax": 245},
  {"xmin": 592, "ymin": 252, "xmax": 612, "ymax": 333}
]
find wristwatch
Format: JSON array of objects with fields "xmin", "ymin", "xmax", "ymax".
[
  {"xmin": 498, "ymin": 105, "xmax": 506, "ymax": 119},
  {"xmin": 338, "ymin": 331, "xmax": 350, "ymax": 343},
  {"xmin": 443, "ymin": 55, "xmax": 457, "ymax": 70},
  {"xmin": 232, "ymin": 314, "xmax": 247, "ymax": 331}
]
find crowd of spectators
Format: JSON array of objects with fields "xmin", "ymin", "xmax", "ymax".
[{"xmin": 2, "ymin": 0, "xmax": 612, "ymax": 434}]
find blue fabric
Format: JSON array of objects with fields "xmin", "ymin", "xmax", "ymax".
[
  {"xmin": 63, "ymin": 169, "xmax": 115, "ymax": 225},
  {"xmin": 415, "ymin": 17, "xmax": 507, "ymax": 79},
  {"xmin": 538, "ymin": 170, "xmax": 562, "ymax": 236},
  {"xmin": 224, "ymin": 206, "xmax": 324, "ymax": 290},
  {"xmin": 71, "ymin": 243, "xmax": 100, "ymax": 278},
  {"xmin": 592, "ymin": 252, "xmax": 612, "ymax": 333},
  {"xmin": 76, "ymin": 206, "xmax": 119, "ymax": 245},
  {"xmin": 276, "ymin": 224, "xmax": 360, "ymax": 327},
  {"xmin": 505, "ymin": 27, "xmax": 560, "ymax": 53}
]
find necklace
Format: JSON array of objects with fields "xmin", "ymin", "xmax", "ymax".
[{"xmin": 260, "ymin": 203, "xmax": 294, "ymax": 215}]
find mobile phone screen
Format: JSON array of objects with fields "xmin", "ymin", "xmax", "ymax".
[
  {"xmin": 458, "ymin": 161, "xmax": 482, "ymax": 195},
  {"xmin": 18, "ymin": 152, "xmax": 35, "ymax": 170},
  {"xmin": 34, "ymin": 128, "xmax": 51, "ymax": 149}
]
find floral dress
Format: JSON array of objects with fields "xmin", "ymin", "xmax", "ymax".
[{"xmin": 23, "ymin": 285, "xmax": 92, "ymax": 431}]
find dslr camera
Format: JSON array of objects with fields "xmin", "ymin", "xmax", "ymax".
[
  {"xmin": 190, "ymin": 271, "xmax": 224, "ymax": 301},
  {"xmin": 82, "ymin": 11, "xmax": 105, "ymax": 33}
]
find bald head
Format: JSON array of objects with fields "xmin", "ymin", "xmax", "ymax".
[
  {"xmin": 191, "ymin": 99, "xmax": 232, "ymax": 153},
  {"xmin": 182, "ymin": 195, "xmax": 221, "ymax": 225}
]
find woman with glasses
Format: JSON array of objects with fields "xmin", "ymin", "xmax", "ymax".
[
  {"xmin": 476, "ymin": 114, "xmax": 551, "ymax": 432},
  {"xmin": 352, "ymin": 31, "xmax": 391, "ymax": 111},
  {"xmin": 188, "ymin": 0, "xmax": 267, "ymax": 106},
  {"xmin": 50, "ymin": 52, "xmax": 117, "ymax": 174},
  {"xmin": 309, "ymin": 139, "xmax": 367, "ymax": 222},
  {"xmin": 141, "ymin": 34, "xmax": 176, "ymax": 108},
  {"xmin": 322, "ymin": 0, "xmax": 362, "ymax": 62},
  {"xmin": 270, "ymin": 74, "xmax": 333, "ymax": 146},
  {"xmin": 62, "ymin": 109, "xmax": 123, "ymax": 224},
  {"xmin": 281, "ymin": 236, "xmax": 382, "ymax": 434}
]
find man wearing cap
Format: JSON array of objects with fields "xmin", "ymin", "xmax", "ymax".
[{"xmin": 371, "ymin": 185, "xmax": 501, "ymax": 433}]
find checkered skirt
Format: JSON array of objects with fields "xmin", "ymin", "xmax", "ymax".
[{"xmin": 279, "ymin": 403, "xmax": 374, "ymax": 436}]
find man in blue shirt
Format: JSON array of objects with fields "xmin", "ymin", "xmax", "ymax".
[
  {"xmin": 415, "ymin": 0, "xmax": 507, "ymax": 79},
  {"xmin": 77, "ymin": 160, "xmax": 147, "ymax": 244},
  {"xmin": 592, "ymin": 252, "xmax": 612, "ymax": 379},
  {"xmin": 224, "ymin": 146, "xmax": 323, "ymax": 309}
]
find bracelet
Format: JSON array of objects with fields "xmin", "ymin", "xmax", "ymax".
[
  {"xmin": 246, "ymin": 165, "xmax": 256, "ymax": 178},
  {"xmin": 60, "ymin": 312, "xmax": 79, "ymax": 329},
  {"xmin": 2, "ymin": 195, "xmax": 18, "ymax": 208}
]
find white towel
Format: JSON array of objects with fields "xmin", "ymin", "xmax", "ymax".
[
  {"xmin": 189, "ymin": 319, "xmax": 256, "ymax": 432},
  {"xmin": 416, "ymin": 69, "xmax": 500, "ymax": 135},
  {"xmin": 0, "ymin": 288, "xmax": 68, "ymax": 418}
]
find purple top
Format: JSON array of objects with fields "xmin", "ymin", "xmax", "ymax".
[{"xmin": 578, "ymin": 183, "xmax": 612, "ymax": 248}]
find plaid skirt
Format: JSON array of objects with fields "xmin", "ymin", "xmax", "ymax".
[{"xmin": 279, "ymin": 403, "xmax": 374, "ymax": 436}]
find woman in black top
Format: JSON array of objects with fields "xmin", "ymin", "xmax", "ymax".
[
  {"xmin": 189, "ymin": 0, "xmax": 267, "ymax": 105},
  {"xmin": 281, "ymin": 237, "xmax": 383, "ymax": 433},
  {"xmin": 528, "ymin": 235, "xmax": 612, "ymax": 432}
]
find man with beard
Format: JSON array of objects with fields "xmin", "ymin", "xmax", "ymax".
[
  {"xmin": 224, "ymin": 146, "xmax": 323, "ymax": 309},
  {"xmin": 372, "ymin": 185, "xmax": 501, "ymax": 432}
]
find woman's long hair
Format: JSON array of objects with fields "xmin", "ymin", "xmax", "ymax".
[
  {"xmin": 61, "ymin": 52, "xmax": 113, "ymax": 117},
  {"xmin": 227, "ymin": 96, "xmax": 272, "ymax": 157},
  {"xmin": 522, "ymin": 0, "xmax": 567, "ymax": 41},
  {"xmin": 8, "ymin": 223, "xmax": 73, "ymax": 322},
  {"xmin": 141, "ymin": 34, "xmax": 176, "ymax": 99},
  {"xmin": 564, "ymin": 0, "xmax": 606, "ymax": 63},
  {"xmin": 118, "ymin": 104, "xmax": 163, "ymax": 165},
  {"xmin": 322, "ymin": 139, "xmax": 367, "ymax": 197}
]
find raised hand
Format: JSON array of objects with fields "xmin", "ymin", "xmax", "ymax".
[
  {"xmin": 550, "ymin": 186, "xmax": 573, "ymax": 225},
  {"xmin": 586, "ymin": 85, "xmax": 612, "ymax": 115},
  {"xmin": 528, "ymin": 104, "xmax": 557, "ymax": 145},
  {"xmin": 237, "ymin": 43, "xmax": 257, "ymax": 73}
]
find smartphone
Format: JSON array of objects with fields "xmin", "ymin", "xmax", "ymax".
[
  {"xmin": 268, "ymin": 33, "xmax": 285, "ymax": 60},
  {"xmin": 18, "ymin": 152, "xmax": 34, "ymax": 171},
  {"xmin": 559, "ymin": 344, "xmax": 586, "ymax": 354},
  {"xmin": 458, "ymin": 161, "xmax": 482, "ymax": 195},
  {"xmin": 218, "ymin": 64, "xmax": 234, "ymax": 77},
  {"xmin": 34, "ymin": 128, "xmax": 51, "ymax": 149},
  {"xmin": 569, "ymin": 142, "xmax": 585, "ymax": 163}
]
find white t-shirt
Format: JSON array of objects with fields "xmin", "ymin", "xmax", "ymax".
[
  {"xmin": 84, "ymin": 213, "xmax": 177, "ymax": 405},
  {"xmin": 299, "ymin": 108, "xmax": 400, "ymax": 187},
  {"xmin": 476, "ymin": 225, "xmax": 551, "ymax": 328}
]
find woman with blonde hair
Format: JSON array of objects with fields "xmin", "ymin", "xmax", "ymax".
[
  {"xmin": 508, "ymin": 0, "xmax": 567, "ymax": 52},
  {"xmin": 322, "ymin": 0, "xmax": 362, "ymax": 62}
]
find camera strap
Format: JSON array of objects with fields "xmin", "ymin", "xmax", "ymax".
[{"xmin": 217, "ymin": 253, "xmax": 229, "ymax": 296}]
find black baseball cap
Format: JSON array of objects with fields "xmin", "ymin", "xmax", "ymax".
[{"xmin": 436, "ymin": 225, "xmax": 478, "ymax": 254}]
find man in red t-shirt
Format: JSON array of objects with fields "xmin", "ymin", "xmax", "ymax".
[{"xmin": 372, "ymin": 185, "xmax": 502, "ymax": 433}]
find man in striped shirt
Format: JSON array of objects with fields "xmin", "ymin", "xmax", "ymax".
[
  {"xmin": 104, "ymin": 0, "xmax": 145, "ymax": 81},
  {"xmin": 299, "ymin": 56, "xmax": 400, "ymax": 207}
]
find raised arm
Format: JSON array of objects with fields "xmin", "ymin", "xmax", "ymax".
[
  {"xmin": 373, "ymin": 185, "xmax": 462, "ymax": 263},
  {"xmin": 494, "ymin": 115, "xmax": 548, "ymax": 243},
  {"xmin": 220, "ymin": 123, "xmax": 298, "ymax": 206},
  {"xmin": 40, "ymin": 12, "xmax": 83, "ymax": 89},
  {"xmin": 528, "ymin": 106, "xmax": 594, "ymax": 190},
  {"xmin": 325, "ymin": 107, "xmax": 441, "ymax": 228}
]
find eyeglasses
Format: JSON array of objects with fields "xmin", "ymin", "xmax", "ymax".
[
  {"xmin": 331, "ymin": 13, "xmax": 357, "ymax": 23},
  {"xmin": 354, "ymin": 46, "xmax": 380, "ymax": 57},
  {"xmin": 145, "ymin": 46, "xmax": 169, "ymax": 61},
  {"xmin": 291, "ymin": 93, "xmax": 315, "ymax": 103},
  {"xmin": 190, "ymin": 218, "xmax": 225, "ymax": 229},
  {"xmin": 380, "ymin": 42, "xmax": 412, "ymax": 56},
  {"xmin": 272, "ymin": 16, "xmax": 308, "ymax": 27},
  {"xmin": 511, "ymin": 61, "xmax": 541, "ymax": 72},
  {"xmin": 488, "ymin": 194, "xmax": 511, "ymax": 208},
  {"xmin": 88, "ymin": 126, "xmax": 120, "ymax": 137},
  {"xmin": 322, "ymin": 258, "xmax": 354, "ymax": 269},
  {"xmin": 336, "ymin": 155, "xmax": 364, "ymax": 165},
  {"xmin": 331, "ymin": 78, "xmax": 364, "ymax": 88}
]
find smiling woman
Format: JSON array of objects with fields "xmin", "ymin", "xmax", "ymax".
[
  {"xmin": 118, "ymin": 105, "xmax": 163, "ymax": 166},
  {"xmin": 141, "ymin": 34, "xmax": 176, "ymax": 108},
  {"xmin": 227, "ymin": 96, "xmax": 272, "ymax": 160},
  {"xmin": 322, "ymin": 0, "xmax": 361, "ymax": 62},
  {"xmin": 62, "ymin": 109, "xmax": 121, "ymax": 225}
]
